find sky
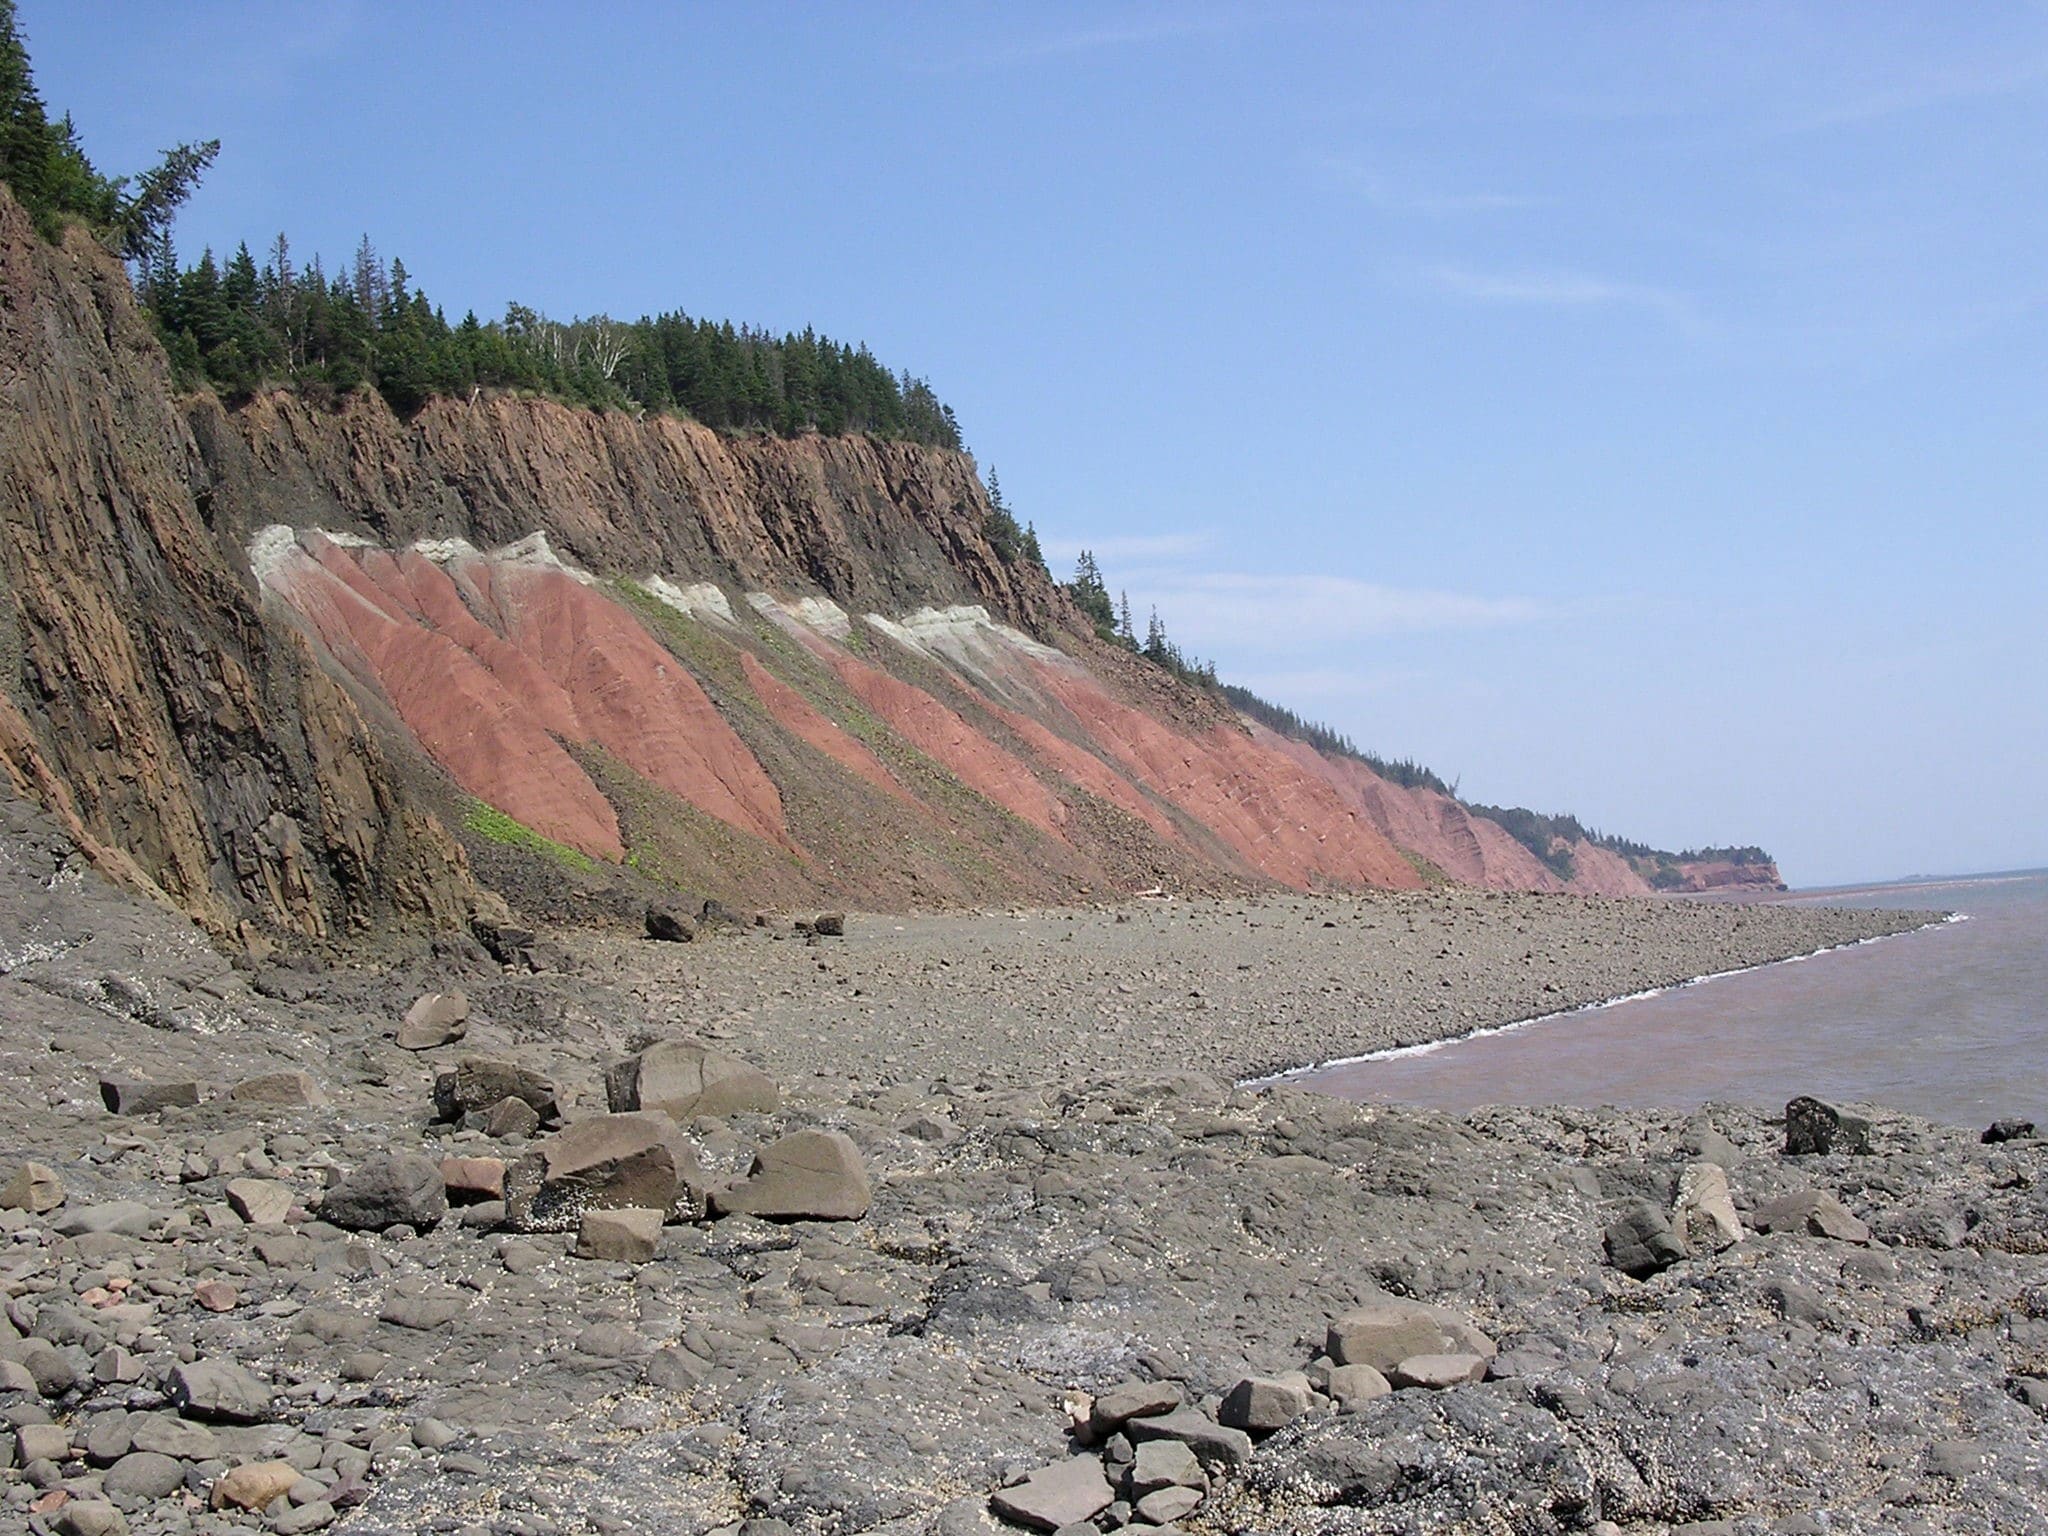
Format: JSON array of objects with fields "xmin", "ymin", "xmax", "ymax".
[{"xmin": 23, "ymin": 2, "xmax": 2048, "ymax": 887}]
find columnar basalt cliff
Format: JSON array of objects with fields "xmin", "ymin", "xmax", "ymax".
[{"xmin": 0, "ymin": 184, "xmax": 1779, "ymax": 941}]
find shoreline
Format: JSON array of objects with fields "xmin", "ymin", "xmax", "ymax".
[{"xmin": 1247, "ymin": 910, "xmax": 1965, "ymax": 1090}]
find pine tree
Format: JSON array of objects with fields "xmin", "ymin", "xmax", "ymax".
[{"xmin": 1117, "ymin": 591, "xmax": 1134, "ymax": 646}]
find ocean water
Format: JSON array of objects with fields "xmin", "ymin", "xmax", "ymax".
[{"xmin": 1301, "ymin": 870, "xmax": 2048, "ymax": 1129}]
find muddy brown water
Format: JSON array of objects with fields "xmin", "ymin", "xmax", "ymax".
[{"xmin": 1295, "ymin": 870, "xmax": 2048, "ymax": 1129}]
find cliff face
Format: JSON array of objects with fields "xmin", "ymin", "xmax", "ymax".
[
  {"xmin": 0, "ymin": 188, "xmax": 478, "ymax": 943},
  {"xmin": 0, "ymin": 184, "xmax": 1776, "ymax": 938}
]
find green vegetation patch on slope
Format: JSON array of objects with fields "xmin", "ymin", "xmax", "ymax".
[{"xmin": 463, "ymin": 800, "xmax": 602, "ymax": 874}]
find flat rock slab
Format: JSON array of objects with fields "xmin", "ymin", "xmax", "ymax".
[
  {"xmin": 1754, "ymin": 1189, "xmax": 1872, "ymax": 1243},
  {"xmin": 1389, "ymin": 1353, "xmax": 1488, "ymax": 1390},
  {"xmin": 1135, "ymin": 1486, "xmax": 1204, "ymax": 1525},
  {"xmin": 1128, "ymin": 1439, "xmax": 1207, "ymax": 1496},
  {"xmin": 1090, "ymin": 1380, "xmax": 1185, "ymax": 1437},
  {"xmin": 711, "ymin": 1130, "xmax": 871, "ymax": 1222},
  {"xmin": 1327, "ymin": 1299, "xmax": 1496, "ymax": 1372},
  {"xmin": 227, "ymin": 1071, "xmax": 322, "ymax": 1106},
  {"xmin": 989, "ymin": 1457, "xmax": 1114, "ymax": 1531},
  {"xmin": 224, "ymin": 1177, "xmax": 293, "ymax": 1226},
  {"xmin": 168, "ymin": 1359, "xmax": 271, "ymax": 1423},
  {"xmin": 53, "ymin": 1200, "xmax": 152, "ymax": 1238},
  {"xmin": 606, "ymin": 1039, "xmax": 780, "ymax": 1120}
]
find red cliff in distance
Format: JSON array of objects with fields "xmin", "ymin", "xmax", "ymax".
[{"xmin": 0, "ymin": 182, "xmax": 1783, "ymax": 938}]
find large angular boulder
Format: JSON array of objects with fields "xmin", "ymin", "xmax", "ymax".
[
  {"xmin": 397, "ymin": 991, "xmax": 469, "ymax": 1050},
  {"xmin": 1784, "ymin": 1095, "xmax": 1872, "ymax": 1156},
  {"xmin": 1605, "ymin": 1199, "xmax": 1687, "ymax": 1278},
  {"xmin": 99, "ymin": 1077, "xmax": 200, "ymax": 1116},
  {"xmin": 319, "ymin": 1153, "xmax": 447, "ymax": 1233},
  {"xmin": 1219, "ymin": 1374, "xmax": 1311, "ymax": 1433},
  {"xmin": 508, "ymin": 1113, "xmax": 682, "ymax": 1231},
  {"xmin": 605, "ymin": 1040, "xmax": 779, "ymax": 1121},
  {"xmin": 0, "ymin": 1161, "xmax": 64, "ymax": 1214},
  {"xmin": 433, "ymin": 1057, "xmax": 560, "ymax": 1127},
  {"xmin": 709, "ymin": 1130, "xmax": 871, "ymax": 1222},
  {"xmin": 1326, "ymin": 1299, "xmax": 1496, "ymax": 1372},
  {"xmin": 644, "ymin": 903, "xmax": 696, "ymax": 943}
]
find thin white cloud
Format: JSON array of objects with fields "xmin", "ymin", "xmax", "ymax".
[
  {"xmin": 1769, "ymin": 53, "xmax": 2048, "ymax": 135},
  {"xmin": 1425, "ymin": 265, "xmax": 1679, "ymax": 309},
  {"xmin": 916, "ymin": 11, "xmax": 1241, "ymax": 72},
  {"xmin": 1130, "ymin": 571, "xmax": 1545, "ymax": 650},
  {"xmin": 1319, "ymin": 158, "xmax": 1539, "ymax": 216}
]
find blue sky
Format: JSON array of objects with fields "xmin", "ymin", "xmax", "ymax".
[{"xmin": 26, "ymin": 3, "xmax": 2047, "ymax": 885}]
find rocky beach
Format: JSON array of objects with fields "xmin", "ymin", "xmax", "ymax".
[{"xmin": 9, "ymin": 796, "xmax": 2046, "ymax": 1536}]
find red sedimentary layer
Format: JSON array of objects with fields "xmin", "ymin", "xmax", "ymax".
[
  {"xmin": 821, "ymin": 650, "xmax": 1069, "ymax": 837},
  {"xmin": 266, "ymin": 534, "xmax": 788, "ymax": 859},
  {"xmin": 738, "ymin": 651, "xmax": 912, "ymax": 806},
  {"xmin": 1246, "ymin": 724, "xmax": 1566, "ymax": 891},
  {"xmin": 1033, "ymin": 665, "xmax": 1421, "ymax": 890}
]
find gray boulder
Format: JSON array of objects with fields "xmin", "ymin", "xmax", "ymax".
[
  {"xmin": 510, "ymin": 1112, "xmax": 682, "ymax": 1230},
  {"xmin": 1606, "ymin": 1199, "xmax": 1687, "ymax": 1278},
  {"xmin": 1125, "ymin": 1408, "xmax": 1254, "ymax": 1473},
  {"xmin": 1218, "ymin": 1374, "xmax": 1312, "ymax": 1433},
  {"xmin": 226, "ymin": 1071, "xmax": 322, "ymax": 1106},
  {"xmin": 434, "ymin": 1057, "xmax": 560, "ymax": 1127},
  {"xmin": 0, "ymin": 1161, "xmax": 63, "ymax": 1213},
  {"xmin": 98, "ymin": 1077, "xmax": 200, "ymax": 1115},
  {"xmin": 1753, "ymin": 1188, "xmax": 1871, "ymax": 1243},
  {"xmin": 167, "ymin": 1359, "xmax": 272, "ymax": 1423},
  {"xmin": 1090, "ymin": 1381, "xmax": 1184, "ymax": 1437},
  {"xmin": 320, "ymin": 1153, "xmax": 447, "ymax": 1233},
  {"xmin": 645, "ymin": 902, "xmax": 696, "ymax": 942},
  {"xmin": 1784, "ymin": 1095, "xmax": 1872, "ymax": 1156},
  {"xmin": 397, "ymin": 991, "xmax": 469, "ymax": 1050},
  {"xmin": 576, "ymin": 1206, "xmax": 663, "ymax": 1263}
]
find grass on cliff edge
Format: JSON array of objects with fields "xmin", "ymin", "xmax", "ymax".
[{"xmin": 462, "ymin": 801, "xmax": 602, "ymax": 874}]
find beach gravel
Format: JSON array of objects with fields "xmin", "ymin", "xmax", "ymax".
[{"xmin": 1, "ymin": 794, "xmax": 2030, "ymax": 1534}]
